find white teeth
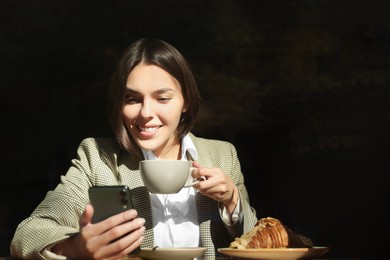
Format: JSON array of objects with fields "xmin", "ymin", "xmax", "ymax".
[{"xmin": 139, "ymin": 126, "xmax": 159, "ymax": 132}]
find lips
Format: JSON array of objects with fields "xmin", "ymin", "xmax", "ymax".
[
  {"xmin": 138, "ymin": 126, "xmax": 161, "ymax": 132},
  {"xmin": 135, "ymin": 125, "xmax": 162, "ymax": 139}
]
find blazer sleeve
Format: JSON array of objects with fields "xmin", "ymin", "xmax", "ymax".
[
  {"xmin": 225, "ymin": 142, "xmax": 258, "ymax": 236},
  {"xmin": 192, "ymin": 134, "xmax": 258, "ymax": 240},
  {"xmin": 10, "ymin": 138, "xmax": 121, "ymax": 260}
]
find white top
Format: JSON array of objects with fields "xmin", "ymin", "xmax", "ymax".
[{"xmin": 141, "ymin": 134, "xmax": 241, "ymax": 248}]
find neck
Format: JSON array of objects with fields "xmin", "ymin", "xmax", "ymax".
[{"xmin": 154, "ymin": 136, "xmax": 182, "ymax": 160}]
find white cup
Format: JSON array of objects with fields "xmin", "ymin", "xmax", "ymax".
[{"xmin": 139, "ymin": 160, "xmax": 199, "ymax": 194}]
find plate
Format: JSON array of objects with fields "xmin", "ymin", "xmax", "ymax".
[
  {"xmin": 218, "ymin": 246, "xmax": 330, "ymax": 260},
  {"xmin": 137, "ymin": 247, "xmax": 207, "ymax": 260}
]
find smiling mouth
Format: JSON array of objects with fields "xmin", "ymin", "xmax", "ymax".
[{"xmin": 137, "ymin": 126, "xmax": 161, "ymax": 132}]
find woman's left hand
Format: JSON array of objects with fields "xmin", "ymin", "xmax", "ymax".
[{"xmin": 191, "ymin": 161, "xmax": 239, "ymax": 214}]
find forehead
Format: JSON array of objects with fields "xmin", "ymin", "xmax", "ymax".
[{"xmin": 126, "ymin": 63, "xmax": 181, "ymax": 92}]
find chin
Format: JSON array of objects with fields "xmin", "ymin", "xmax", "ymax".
[{"xmin": 136, "ymin": 139, "xmax": 160, "ymax": 152}]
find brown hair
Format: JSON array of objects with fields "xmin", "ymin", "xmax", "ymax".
[{"xmin": 107, "ymin": 38, "xmax": 201, "ymax": 152}]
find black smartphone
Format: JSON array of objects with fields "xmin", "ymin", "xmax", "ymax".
[{"xmin": 88, "ymin": 185, "xmax": 141, "ymax": 255}]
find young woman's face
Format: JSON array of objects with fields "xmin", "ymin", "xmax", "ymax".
[{"xmin": 123, "ymin": 63, "xmax": 187, "ymax": 158}]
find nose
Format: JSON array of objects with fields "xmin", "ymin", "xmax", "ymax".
[{"xmin": 140, "ymin": 99, "xmax": 154, "ymax": 118}]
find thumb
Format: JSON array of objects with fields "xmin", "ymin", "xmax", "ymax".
[
  {"xmin": 191, "ymin": 161, "xmax": 207, "ymax": 181},
  {"xmin": 191, "ymin": 161, "xmax": 202, "ymax": 179},
  {"xmin": 191, "ymin": 161, "xmax": 203, "ymax": 169},
  {"xmin": 80, "ymin": 204, "xmax": 94, "ymax": 228}
]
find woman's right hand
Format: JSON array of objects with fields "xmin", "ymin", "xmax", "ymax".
[{"xmin": 52, "ymin": 204, "xmax": 145, "ymax": 260}]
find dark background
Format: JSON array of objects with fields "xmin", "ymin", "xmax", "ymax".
[{"xmin": 1, "ymin": 0, "xmax": 389, "ymax": 259}]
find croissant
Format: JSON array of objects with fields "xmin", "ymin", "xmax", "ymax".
[{"xmin": 229, "ymin": 217, "xmax": 313, "ymax": 249}]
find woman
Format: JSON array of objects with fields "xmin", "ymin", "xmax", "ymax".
[{"xmin": 11, "ymin": 38, "xmax": 258, "ymax": 259}]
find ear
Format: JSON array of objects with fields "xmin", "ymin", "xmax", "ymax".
[{"xmin": 182, "ymin": 104, "xmax": 188, "ymax": 113}]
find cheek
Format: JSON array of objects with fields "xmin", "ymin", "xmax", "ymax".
[
  {"xmin": 122, "ymin": 106, "xmax": 137, "ymax": 123},
  {"xmin": 159, "ymin": 107, "xmax": 183, "ymax": 124}
]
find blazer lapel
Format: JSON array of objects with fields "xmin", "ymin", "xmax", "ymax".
[
  {"xmin": 117, "ymin": 148, "xmax": 155, "ymax": 248},
  {"xmin": 190, "ymin": 134, "xmax": 217, "ymax": 249}
]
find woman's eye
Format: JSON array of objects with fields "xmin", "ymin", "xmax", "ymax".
[
  {"xmin": 125, "ymin": 96, "xmax": 140, "ymax": 104},
  {"xmin": 157, "ymin": 97, "xmax": 171, "ymax": 103}
]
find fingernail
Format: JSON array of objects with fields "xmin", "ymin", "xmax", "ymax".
[
  {"xmin": 140, "ymin": 226, "xmax": 146, "ymax": 234},
  {"xmin": 137, "ymin": 218, "xmax": 145, "ymax": 225}
]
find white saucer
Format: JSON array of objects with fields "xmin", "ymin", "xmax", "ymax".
[
  {"xmin": 137, "ymin": 247, "xmax": 207, "ymax": 260},
  {"xmin": 218, "ymin": 246, "xmax": 330, "ymax": 259}
]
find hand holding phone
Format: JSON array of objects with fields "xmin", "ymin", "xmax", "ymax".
[{"xmin": 88, "ymin": 185, "xmax": 141, "ymax": 255}]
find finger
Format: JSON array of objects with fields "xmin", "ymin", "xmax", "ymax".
[
  {"xmin": 104, "ymin": 209, "xmax": 138, "ymax": 229},
  {"xmin": 191, "ymin": 169, "xmax": 210, "ymax": 183},
  {"xmin": 93, "ymin": 209, "xmax": 138, "ymax": 237},
  {"xmin": 195, "ymin": 170, "xmax": 225, "ymax": 188},
  {"xmin": 86, "ymin": 217, "xmax": 144, "ymax": 258},
  {"xmin": 109, "ymin": 226, "xmax": 145, "ymax": 254},
  {"xmin": 197, "ymin": 183, "xmax": 220, "ymax": 194},
  {"xmin": 80, "ymin": 204, "xmax": 94, "ymax": 228},
  {"xmin": 196, "ymin": 177, "xmax": 230, "ymax": 194},
  {"xmin": 193, "ymin": 165, "xmax": 212, "ymax": 179},
  {"xmin": 100, "ymin": 222, "xmax": 145, "ymax": 258},
  {"xmin": 191, "ymin": 162, "xmax": 202, "ymax": 179},
  {"xmin": 191, "ymin": 167, "xmax": 204, "ymax": 180},
  {"xmin": 103, "ymin": 217, "xmax": 145, "ymax": 243},
  {"xmin": 191, "ymin": 161, "xmax": 203, "ymax": 169}
]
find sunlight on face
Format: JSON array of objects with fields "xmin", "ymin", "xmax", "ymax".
[{"xmin": 123, "ymin": 64, "xmax": 187, "ymax": 159}]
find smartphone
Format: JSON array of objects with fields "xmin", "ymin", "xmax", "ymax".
[{"xmin": 88, "ymin": 185, "xmax": 141, "ymax": 255}]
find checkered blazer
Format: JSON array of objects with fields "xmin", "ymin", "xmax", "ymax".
[{"xmin": 11, "ymin": 133, "xmax": 258, "ymax": 259}]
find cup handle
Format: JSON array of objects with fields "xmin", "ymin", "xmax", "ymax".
[
  {"xmin": 183, "ymin": 167, "xmax": 207, "ymax": 187},
  {"xmin": 183, "ymin": 178, "xmax": 204, "ymax": 187}
]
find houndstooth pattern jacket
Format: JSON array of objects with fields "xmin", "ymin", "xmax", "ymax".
[{"xmin": 10, "ymin": 133, "xmax": 258, "ymax": 259}]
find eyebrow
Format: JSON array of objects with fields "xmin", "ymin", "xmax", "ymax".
[{"xmin": 125, "ymin": 87, "xmax": 175, "ymax": 95}]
